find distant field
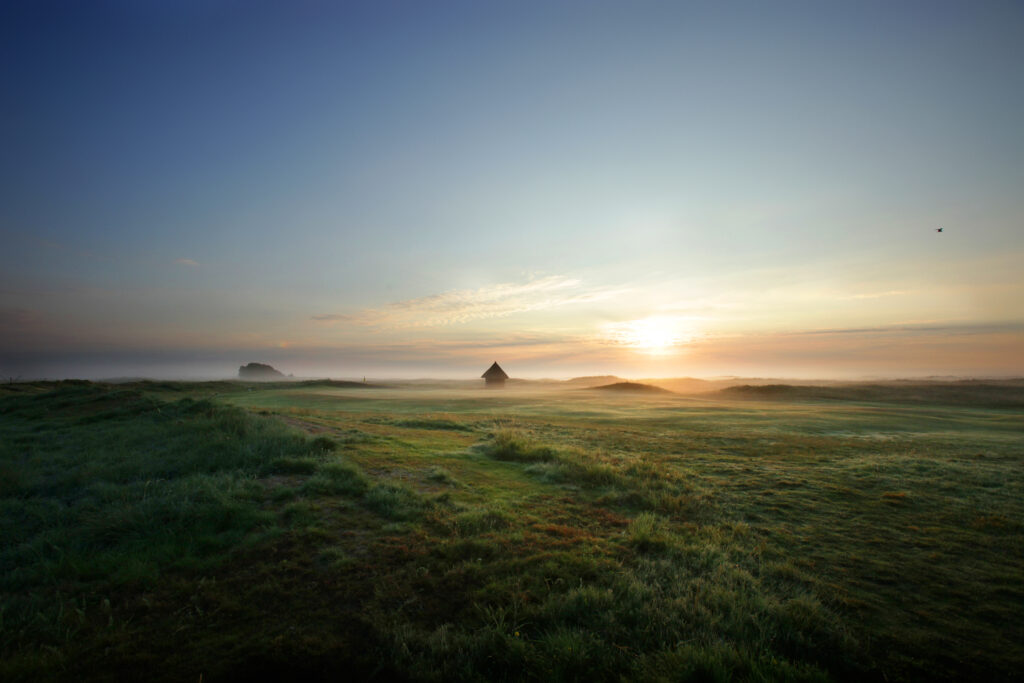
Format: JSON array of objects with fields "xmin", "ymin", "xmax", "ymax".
[
  {"xmin": 716, "ymin": 380, "xmax": 1024, "ymax": 408},
  {"xmin": 1, "ymin": 379, "xmax": 1022, "ymax": 681}
]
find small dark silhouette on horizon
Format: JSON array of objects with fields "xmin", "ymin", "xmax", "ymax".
[
  {"xmin": 239, "ymin": 362, "xmax": 285, "ymax": 380},
  {"xmin": 481, "ymin": 362, "xmax": 509, "ymax": 388},
  {"xmin": 936, "ymin": 228, "xmax": 943, "ymax": 232}
]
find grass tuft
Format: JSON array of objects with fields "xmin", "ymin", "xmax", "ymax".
[
  {"xmin": 425, "ymin": 466, "xmax": 462, "ymax": 488},
  {"xmin": 626, "ymin": 512, "xmax": 671, "ymax": 553},
  {"xmin": 309, "ymin": 435, "xmax": 339, "ymax": 452},
  {"xmin": 481, "ymin": 429, "xmax": 558, "ymax": 463}
]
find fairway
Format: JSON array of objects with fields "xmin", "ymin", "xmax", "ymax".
[{"xmin": 2, "ymin": 380, "xmax": 1022, "ymax": 682}]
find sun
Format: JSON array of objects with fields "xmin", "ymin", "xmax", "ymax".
[{"xmin": 603, "ymin": 316, "xmax": 696, "ymax": 355}]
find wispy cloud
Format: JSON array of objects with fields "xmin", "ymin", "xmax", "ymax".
[
  {"xmin": 838, "ymin": 290, "xmax": 914, "ymax": 301},
  {"xmin": 774, "ymin": 321, "xmax": 1024, "ymax": 337},
  {"xmin": 174, "ymin": 258, "xmax": 200, "ymax": 267},
  {"xmin": 310, "ymin": 313, "xmax": 353, "ymax": 322},
  {"xmin": 298, "ymin": 333, "xmax": 579, "ymax": 356},
  {"xmin": 342, "ymin": 276, "xmax": 622, "ymax": 328}
]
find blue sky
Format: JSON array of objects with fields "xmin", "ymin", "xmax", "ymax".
[{"xmin": 2, "ymin": 1, "xmax": 1022, "ymax": 379}]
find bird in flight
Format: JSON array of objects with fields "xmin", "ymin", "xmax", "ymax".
[{"xmin": 935, "ymin": 228, "xmax": 943, "ymax": 233}]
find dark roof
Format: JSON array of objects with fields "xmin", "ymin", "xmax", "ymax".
[{"xmin": 481, "ymin": 362, "xmax": 509, "ymax": 379}]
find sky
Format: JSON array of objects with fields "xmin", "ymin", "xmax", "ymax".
[{"xmin": 1, "ymin": 0, "xmax": 1022, "ymax": 380}]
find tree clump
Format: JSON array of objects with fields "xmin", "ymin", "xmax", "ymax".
[{"xmin": 238, "ymin": 362, "xmax": 284, "ymax": 380}]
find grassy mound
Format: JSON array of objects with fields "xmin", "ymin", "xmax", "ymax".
[{"xmin": 590, "ymin": 381, "xmax": 674, "ymax": 395}]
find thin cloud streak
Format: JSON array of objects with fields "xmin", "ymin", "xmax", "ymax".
[
  {"xmin": 174, "ymin": 258, "xmax": 200, "ymax": 267},
  {"xmin": 770, "ymin": 321, "xmax": 1024, "ymax": 338},
  {"xmin": 310, "ymin": 313, "xmax": 353, "ymax": 322},
  {"xmin": 838, "ymin": 290, "xmax": 914, "ymax": 301},
  {"xmin": 341, "ymin": 276, "xmax": 624, "ymax": 329}
]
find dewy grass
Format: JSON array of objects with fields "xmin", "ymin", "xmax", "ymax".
[
  {"xmin": 2, "ymin": 380, "xmax": 1022, "ymax": 682},
  {"xmin": 425, "ymin": 466, "xmax": 461, "ymax": 487},
  {"xmin": 0, "ymin": 383, "xmax": 382, "ymax": 676},
  {"xmin": 480, "ymin": 428, "xmax": 559, "ymax": 463},
  {"xmin": 625, "ymin": 512, "xmax": 671, "ymax": 552}
]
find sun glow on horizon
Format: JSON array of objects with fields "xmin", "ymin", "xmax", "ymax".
[{"xmin": 602, "ymin": 316, "xmax": 698, "ymax": 355}]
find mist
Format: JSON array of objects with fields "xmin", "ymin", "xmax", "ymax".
[{"xmin": 3, "ymin": 347, "xmax": 1019, "ymax": 384}]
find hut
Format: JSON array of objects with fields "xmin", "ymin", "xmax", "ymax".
[{"xmin": 481, "ymin": 361, "xmax": 509, "ymax": 388}]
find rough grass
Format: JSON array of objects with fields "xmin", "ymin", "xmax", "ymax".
[
  {"xmin": 0, "ymin": 383, "xmax": 420, "ymax": 679},
  {"xmin": 1, "ymin": 380, "xmax": 1022, "ymax": 682},
  {"xmin": 364, "ymin": 415, "xmax": 476, "ymax": 431}
]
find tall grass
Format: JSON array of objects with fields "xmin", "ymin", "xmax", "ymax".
[{"xmin": 0, "ymin": 384, "xmax": 393, "ymax": 677}]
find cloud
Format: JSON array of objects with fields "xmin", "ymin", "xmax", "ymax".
[
  {"xmin": 311, "ymin": 313, "xmax": 353, "ymax": 322},
  {"xmin": 775, "ymin": 321, "xmax": 1024, "ymax": 338},
  {"xmin": 838, "ymin": 290, "xmax": 914, "ymax": 301},
  {"xmin": 174, "ymin": 258, "xmax": 200, "ymax": 267},
  {"xmin": 348, "ymin": 276, "xmax": 621, "ymax": 328}
]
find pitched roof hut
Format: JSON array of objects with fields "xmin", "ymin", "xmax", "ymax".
[{"xmin": 481, "ymin": 361, "xmax": 509, "ymax": 387}]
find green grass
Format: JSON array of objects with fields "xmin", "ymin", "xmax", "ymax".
[{"xmin": 1, "ymin": 379, "xmax": 1022, "ymax": 681}]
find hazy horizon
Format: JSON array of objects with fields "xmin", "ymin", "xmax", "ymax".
[
  {"xmin": 3, "ymin": 349, "xmax": 1021, "ymax": 384},
  {"xmin": 3, "ymin": 1, "xmax": 1022, "ymax": 381}
]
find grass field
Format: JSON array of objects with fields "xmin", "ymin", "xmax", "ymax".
[{"xmin": 2, "ymin": 379, "xmax": 1022, "ymax": 681}]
